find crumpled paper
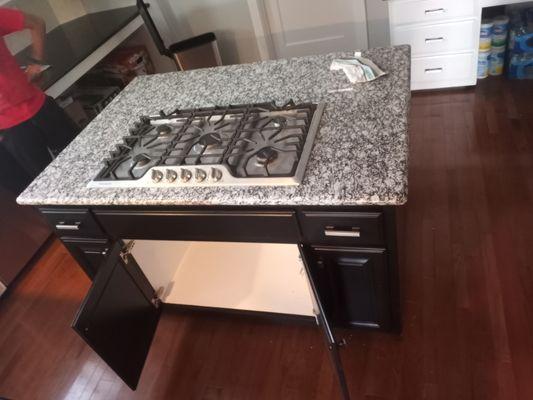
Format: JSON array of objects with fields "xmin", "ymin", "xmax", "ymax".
[{"xmin": 330, "ymin": 52, "xmax": 387, "ymax": 83}]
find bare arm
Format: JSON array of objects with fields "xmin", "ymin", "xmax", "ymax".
[{"xmin": 23, "ymin": 13, "xmax": 45, "ymax": 62}]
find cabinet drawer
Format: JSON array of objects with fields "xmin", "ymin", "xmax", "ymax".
[
  {"xmin": 392, "ymin": 20, "xmax": 477, "ymax": 56},
  {"xmin": 40, "ymin": 208, "xmax": 105, "ymax": 238},
  {"xmin": 94, "ymin": 210, "xmax": 300, "ymax": 243},
  {"xmin": 411, "ymin": 52, "xmax": 476, "ymax": 87},
  {"xmin": 389, "ymin": 0, "xmax": 475, "ymax": 26},
  {"xmin": 62, "ymin": 238, "xmax": 111, "ymax": 279},
  {"xmin": 299, "ymin": 211, "xmax": 384, "ymax": 246}
]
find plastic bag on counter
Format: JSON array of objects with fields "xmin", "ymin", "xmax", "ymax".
[{"xmin": 330, "ymin": 52, "xmax": 387, "ymax": 83}]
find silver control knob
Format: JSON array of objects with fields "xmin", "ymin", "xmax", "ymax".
[
  {"xmin": 166, "ymin": 169, "xmax": 178, "ymax": 183},
  {"xmin": 180, "ymin": 169, "xmax": 192, "ymax": 183},
  {"xmin": 195, "ymin": 168, "xmax": 207, "ymax": 182},
  {"xmin": 210, "ymin": 168, "xmax": 223, "ymax": 182},
  {"xmin": 151, "ymin": 169, "xmax": 163, "ymax": 183}
]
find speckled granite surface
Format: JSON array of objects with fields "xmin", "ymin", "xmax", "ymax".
[{"xmin": 18, "ymin": 45, "xmax": 410, "ymax": 207}]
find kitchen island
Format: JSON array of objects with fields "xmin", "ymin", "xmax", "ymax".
[{"xmin": 17, "ymin": 45, "xmax": 410, "ymax": 400}]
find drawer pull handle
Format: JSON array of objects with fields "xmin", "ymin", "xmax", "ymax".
[
  {"xmin": 425, "ymin": 8, "xmax": 446, "ymax": 15},
  {"xmin": 425, "ymin": 67, "xmax": 443, "ymax": 74},
  {"xmin": 55, "ymin": 222, "xmax": 81, "ymax": 231},
  {"xmin": 84, "ymin": 249, "xmax": 108, "ymax": 256},
  {"xmin": 425, "ymin": 37, "xmax": 444, "ymax": 43},
  {"xmin": 324, "ymin": 228, "xmax": 361, "ymax": 238}
]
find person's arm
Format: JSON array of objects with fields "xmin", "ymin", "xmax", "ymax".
[
  {"xmin": 22, "ymin": 13, "xmax": 46, "ymax": 81},
  {"xmin": 24, "ymin": 13, "xmax": 45, "ymax": 62}
]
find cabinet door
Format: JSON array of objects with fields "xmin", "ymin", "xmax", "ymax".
[
  {"xmin": 313, "ymin": 246, "xmax": 391, "ymax": 330},
  {"xmin": 72, "ymin": 242, "xmax": 161, "ymax": 390},
  {"xmin": 62, "ymin": 238, "xmax": 110, "ymax": 279},
  {"xmin": 298, "ymin": 245, "xmax": 351, "ymax": 400}
]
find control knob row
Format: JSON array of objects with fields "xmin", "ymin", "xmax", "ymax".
[{"xmin": 151, "ymin": 168, "xmax": 223, "ymax": 183}]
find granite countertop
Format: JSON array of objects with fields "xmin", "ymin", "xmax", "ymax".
[
  {"xmin": 16, "ymin": 6, "xmax": 139, "ymax": 91},
  {"xmin": 18, "ymin": 45, "xmax": 411, "ymax": 207}
]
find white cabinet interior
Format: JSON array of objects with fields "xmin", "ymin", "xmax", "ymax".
[{"xmin": 130, "ymin": 241, "xmax": 315, "ymax": 316}]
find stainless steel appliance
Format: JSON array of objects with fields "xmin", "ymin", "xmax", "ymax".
[
  {"xmin": 136, "ymin": 0, "xmax": 222, "ymax": 71},
  {"xmin": 0, "ymin": 147, "xmax": 50, "ymax": 293},
  {"xmin": 88, "ymin": 101, "xmax": 325, "ymax": 188}
]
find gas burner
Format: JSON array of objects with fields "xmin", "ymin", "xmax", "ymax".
[
  {"xmin": 156, "ymin": 125, "xmax": 172, "ymax": 135},
  {"xmin": 198, "ymin": 132, "xmax": 223, "ymax": 147},
  {"xmin": 271, "ymin": 117, "xmax": 286, "ymax": 128},
  {"xmin": 133, "ymin": 153, "xmax": 152, "ymax": 167},
  {"xmin": 255, "ymin": 147, "xmax": 278, "ymax": 166},
  {"xmin": 89, "ymin": 101, "xmax": 325, "ymax": 188}
]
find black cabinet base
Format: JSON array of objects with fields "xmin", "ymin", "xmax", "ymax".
[{"xmin": 38, "ymin": 204, "xmax": 402, "ymax": 398}]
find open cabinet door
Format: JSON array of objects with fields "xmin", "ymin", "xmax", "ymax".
[
  {"xmin": 72, "ymin": 241, "xmax": 161, "ymax": 390},
  {"xmin": 298, "ymin": 244, "xmax": 351, "ymax": 400}
]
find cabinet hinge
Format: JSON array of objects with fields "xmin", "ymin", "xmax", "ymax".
[
  {"xmin": 120, "ymin": 240, "xmax": 135, "ymax": 264},
  {"xmin": 152, "ymin": 286, "xmax": 164, "ymax": 309}
]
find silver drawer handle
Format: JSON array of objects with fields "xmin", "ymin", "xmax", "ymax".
[
  {"xmin": 425, "ymin": 37, "xmax": 444, "ymax": 43},
  {"xmin": 425, "ymin": 8, "xmax": 446, "ymax": 15},
  {"xmin": 55, "ymin": 222, "xmax": 81, "ymax": 231},
  {"xmin": 425, "ymin": 67, "xmax": 443, "ymax": 74},
  {"xmin": 84, "ymin": 249, "xmax": 108, "ymax": 256},
  {"xmin": 324, "ymin": 228, "xmax": 361, "ymax": 238}
]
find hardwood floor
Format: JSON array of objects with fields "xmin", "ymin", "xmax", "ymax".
[{"xmin": 0, "ymin": 77, "xmax": 532, "ymax": 399}]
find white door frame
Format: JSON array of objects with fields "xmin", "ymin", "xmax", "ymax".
[{"xmin": 246, "ymin": 0, "xmax": 276, "ymax": 60}]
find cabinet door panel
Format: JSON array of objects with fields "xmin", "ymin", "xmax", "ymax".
[
  {"xmin": 313, "ymin": 246, "xmax": 391, "ymax": 330},
  {"xmin": 298, "ymin": 244, "xmax": 351, "ymax": 400},
  {"xmin": 72, "ymin": 242, "xmax": 161, "ymax": 390}
]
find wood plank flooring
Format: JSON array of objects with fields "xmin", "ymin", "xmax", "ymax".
[{"xmin": 0, "ymin": 77, "xmax": 532, "ymax": 399}]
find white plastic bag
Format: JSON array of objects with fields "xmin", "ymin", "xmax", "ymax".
[{"xmin": 330, "ymin": 52, "xmax": 387, "ymax": 83}]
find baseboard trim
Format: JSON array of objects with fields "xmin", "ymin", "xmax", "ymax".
[{"xmin": 164, "ymin": 303, "xmax": 317, "ymax": 326}]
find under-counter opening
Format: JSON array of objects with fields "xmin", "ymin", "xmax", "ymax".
[{"xmin": 129, "ymin": 240, "xmax": 315, "ymax": 317}]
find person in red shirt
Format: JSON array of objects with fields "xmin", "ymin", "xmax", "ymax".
[{"xmin": 0, "ymin": 7, "xmax": 77, "ymax": 178}]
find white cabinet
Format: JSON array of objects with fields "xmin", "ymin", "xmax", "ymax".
[
  {"xmin": 389, "ymin": 0, "xmax": 476, "ymax": 25},
  {"xmin": 392, "ymin": 20, "xmax": 478, "ymax": 56},
  {"xmin": 411, "ymin": 52, "xmax": 478, "ymax": 87},
  {"xmin": 388, "ymin": 0, "xmax": 481, "ymax": 90}
]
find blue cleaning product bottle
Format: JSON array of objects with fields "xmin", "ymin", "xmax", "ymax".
[{"xmin": 508, "ymin": 53, "xmax": 533, "ymax": 79}]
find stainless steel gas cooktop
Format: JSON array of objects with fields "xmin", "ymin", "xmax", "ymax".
[{"xmin": 88, "ymin": 100, "xmax": 325, "ymax": 188}]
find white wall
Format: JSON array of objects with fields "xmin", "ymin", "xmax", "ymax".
[
  {"xmin": 365, "ymin": 0, "xmax": 390, "ymax": 48},
  {"xmin": 160, "ymin": 0, "xmax": 261, "ymax": 65},
  {"xmin": 47, "ymin": 0, "xmax": 86, "ymax": 24}
]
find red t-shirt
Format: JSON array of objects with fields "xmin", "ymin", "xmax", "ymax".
[{"xmin": 0, "ymin": 7, "xmax": 45, "ymax": 130}]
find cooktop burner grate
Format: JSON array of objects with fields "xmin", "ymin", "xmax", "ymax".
[{"xmin": 90, "ymin": 100, "xmax": 325, "ymax": 188}]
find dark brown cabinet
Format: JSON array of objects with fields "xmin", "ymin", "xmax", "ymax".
[
  {"xmin": 39, "ymin": 205, "xmax": 400, "ymax": 395},
  {"xmin": 62, "ymin": 238, "xmax": 111, "ymax": 279},
  {"xmin": 72, "ymin": 242, "xmax": 161, "ymax": 389},
  {"xmin": 306, "ymin": 246, "xmax": 391, "ymax": 330}
]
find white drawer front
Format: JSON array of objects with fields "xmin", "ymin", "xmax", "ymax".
[
  {"xmin": 389, "ymin": 0, "xmax": 476, "ymax": 26},
  {"xmin": 392, "ymin": 20, "xmax": 477, "ymax": 56},
  {"xmin": 411, "ymin": 53, "xmax": 476, "ymax": 86}
]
